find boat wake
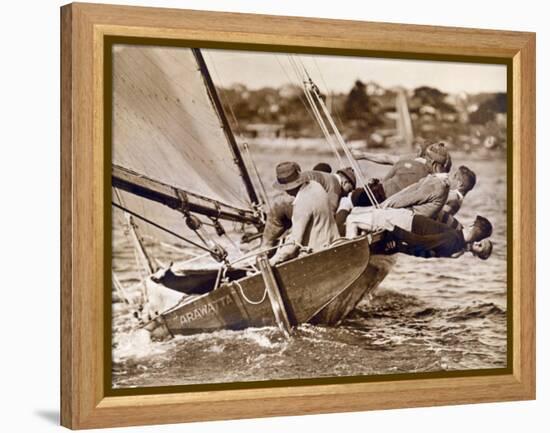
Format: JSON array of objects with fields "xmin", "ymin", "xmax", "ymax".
[
  {"xmin": 112, "ymin": 287, "xmax": 507, "ymax": 389},
  {"xmin": 346, "ymin": 289, "xmax": 506, "ymax": 323}
]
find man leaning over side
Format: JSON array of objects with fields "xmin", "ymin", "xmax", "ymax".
[{"xmin": 346, "ymin": 207, "xmax": 493, "ymax": 260}]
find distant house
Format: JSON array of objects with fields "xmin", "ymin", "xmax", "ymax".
[
  {"xmin": 442, "ymin": 113, "xmax": 458, "ymax": 123},
  {"xmin": 419, "ymin": 105, "xmax": 437, "ymax": 115},
  {"xmin": 243, "ymin": 123, "xmax": 286, "ymax": 139},
  {"xmin": 278, "ymin": 84, "xmax": 301, "ymax": 99},
  {"xmin": 495, "ymin": 112, "xmax": 507, "ymax": 126},
  {"xmin": 365, "ymin": 81, "xmax": 386, "ymax": 96}
]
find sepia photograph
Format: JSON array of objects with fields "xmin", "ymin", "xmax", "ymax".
[{"xmin": 110, "ymin": 43, "xmax": 508, "ymax": 389}]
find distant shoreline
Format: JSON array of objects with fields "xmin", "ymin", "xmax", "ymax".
[{"xmin": 244, "ymin": 138, "xmax": 507, "ymax": 162}]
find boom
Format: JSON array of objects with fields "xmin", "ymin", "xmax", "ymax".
[{"xmin": 112, "ymin": 164, "xmax": 263, "ymax": 227}]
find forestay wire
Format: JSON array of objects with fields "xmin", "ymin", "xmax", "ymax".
[{"xmin": 113, "ymin": 187, "xmax": 153, "ymax": 305}]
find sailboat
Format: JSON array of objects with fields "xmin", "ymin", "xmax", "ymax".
[{"xmin": 111, "ymin": 45, "xmax": 394, "ymax": 339}]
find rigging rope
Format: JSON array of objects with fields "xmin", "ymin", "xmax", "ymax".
[
  {"xmin": 112, "ymin": 201, "xmax": 222, "ymax": 257},
  {"xmin": 205, "ymin": 51, "xmax": 271, "ymax": 212},
  {"xmin": 291, "ymin": 56, "xmax": 381, "ymax": 208},
  {"xmin": 231, "ymin": 280, "xmax": 268, "ymax": 305},
  {"xmin": 242, "ymin": 141, "xmax": 271, "ymax": 211},
  {"xmin": 286, "ymin": 55, "xmax": 342, "ymax": 153},
  {"xmin": 310, "ymin": 83, "xmax": 380, "ymax": 208},
  {"xmin": 275, "ymin": 55, "xmax": 320, "ymax": 130},
  {"xmin": 204, "ymin": 51, "xmax": 242, "ymax": 130},
  {"xmin": 131, "ymin": 245, "xmax": 150, "ymax": 304},
  {"xmin": 227, "ymin": 240, "xmax": 308, "ymax": 267},
  {"xmin": 112, "ymin": 270, "xmax": 132, "ymax": 305},
  {"xmin": 113, "ymin": 188, "xmax": 153, "ymax": 304},
  {"xmin": 310, "ymin": 56, "xmax": 348, "ymax": 136},
  {"xmin": 287, "ymin": 55, "xmax": 345, "ymax": 167},
  {"xmin": 302, "ymin": 81, "xmax": 345, "ymax": 167}
]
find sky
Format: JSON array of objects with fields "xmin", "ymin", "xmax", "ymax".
[{"xmin": 204, "ymin": 49, "xmax": 507, "ymax": 95}]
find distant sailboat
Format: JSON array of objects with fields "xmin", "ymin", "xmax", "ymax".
[
  {"xmin": 395, "ymin": 87, "xmax": 415, "ymax": 149},
  {"xmin": 111, "ymin": 45, "xmax": 393, "ymax": 338}
]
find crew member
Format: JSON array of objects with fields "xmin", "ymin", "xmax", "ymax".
[
  {"xmin": 351, "ymin": 140, "xmax": 429, "ymax": 166},
  {"xmin": 381, "ymin": 172, "xmax": 451, "ymax": 218},
  {"xmin": 302, "ymin": 166, "xmax": 356, "ymax": 213},
  {"xmin": 350, "ymin": 142, "xmax": 452, "ymax": 208},
  {"xmin": 262, "ymin": 165, "xmax": 356, "ymax": 250},
  {"xmin": 346, "ymin": 207, "xmax": 493, "ymax": 260},
  {"xmin": 435, "ymin": 165, "xmax": 477, "ymax": 229},
  {"xmin": 269, "ymin": 162, "xmax": 340, "ymax": 265},
  {"xmin": 312, "ymin": 162, "xmax": 332, "ymax": 173},
  {"xmin": 352, "ymin": 141, "xmax": 452, "ymax": 171},
  {"xmin": 261, "ymin": 195, "xmax": 294, "ymax": 254},
  {"xmin": 388, "ymin": 214, "xmax": 492, "ymax": 259}
]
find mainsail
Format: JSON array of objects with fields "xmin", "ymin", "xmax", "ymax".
[{"xmin": 112, "ymin": 45, "xmax": 260, "ymax": 260}]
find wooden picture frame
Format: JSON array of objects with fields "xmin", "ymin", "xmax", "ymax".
[{"xmin": 61, "ymin": 2, "xmax": 535, "ymax": 429}]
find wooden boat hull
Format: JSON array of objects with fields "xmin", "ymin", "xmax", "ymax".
[
  {"xmin": 147, "ymin": 236, "xmax": 373, "ymax": 337},
  {"xmin": 311, "ymin": 254, "xmax": 396, "ymax": 326}
]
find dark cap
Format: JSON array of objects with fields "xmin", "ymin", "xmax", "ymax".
[
  {"xmin": 273, "ymin": 161, "xmax": 306, "ymax": 191},
  {"xmin": 336, "ymin": 167, "xmax": 357, "ymax": 189},
  {"xmin": 312, "ymin": 162, "xmax": 332, "ymax": 173}
]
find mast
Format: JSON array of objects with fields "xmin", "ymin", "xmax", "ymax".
[
  {"xmin": 192, "ymin": 48, "xmax": 260, "ymax": 207},
  {"xmin": 112, "ymin": 164, "xmax": 262, "ymax": 227}
]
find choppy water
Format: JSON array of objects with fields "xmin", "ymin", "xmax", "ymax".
[{"xmin": 111, "ymin": 151, "xmax": 508, "ymax": 389}]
